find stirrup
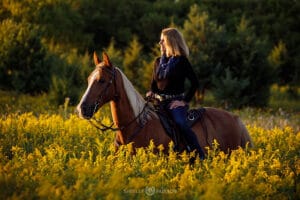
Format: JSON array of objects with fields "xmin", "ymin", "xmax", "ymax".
[{"xmin": 186, "ymin": 145, "xmax": 192, "ymax": 152}]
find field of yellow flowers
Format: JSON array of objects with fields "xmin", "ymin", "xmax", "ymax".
[{"xmin": 0, "ymin": 93, "xmax": 299, "ymax": 199}]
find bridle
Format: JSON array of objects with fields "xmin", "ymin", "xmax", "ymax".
[
  {"xmin": 88, "ymin": 65, "xmax": 149, "ymax": 136},
  {"xmin": 91, "ymin": 65, "xmax": 118, "ymax": 114},
  {"xmin": 87, "ymin": 65, "xmax": 118, "ymax": 131}
]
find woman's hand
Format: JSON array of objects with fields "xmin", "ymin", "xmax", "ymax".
[
  {"xmin": 169, "ymin": 100, "xmax": 186, "ymax": 109},
  {"xmin": 146, "ymin": 91, "xmax": 154, "ymax": 98}
]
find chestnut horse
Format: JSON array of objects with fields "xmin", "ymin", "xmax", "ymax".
[{"xmin": 76, "ymin": 52, "xmax": 253, "ymax": 154}]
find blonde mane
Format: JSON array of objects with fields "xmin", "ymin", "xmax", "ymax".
[{"xmin": 116, "ymin": 68, "xmax": 147, "ymax": 117}]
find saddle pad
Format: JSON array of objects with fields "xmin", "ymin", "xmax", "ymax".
[
  {"xmin": 155, "ymin": 107, "xmax": 206, "ymax": 151},
  {"xmin": 186, "ymin": 108, "xmax": 206, "ymax": 127}
]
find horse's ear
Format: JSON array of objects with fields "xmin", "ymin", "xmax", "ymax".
[
  {"xmin": 93, "ymin": 51, "xmax": 101, "ymax": 66},
  {"xmin": 102, "ymin": 52, "xmax": 112, "ymax": 67}
]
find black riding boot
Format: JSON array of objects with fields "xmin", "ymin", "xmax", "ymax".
[
  {"xmin": 180, "ymin": 127, "xmax": 205, "ymax": 160},
  {"xmin": 185, "ymin": 136, "xmax": 205, "ymax": 160},
  {"xmin": 168, "ymin": 105, "xmax": 205, "ymax": 160}
]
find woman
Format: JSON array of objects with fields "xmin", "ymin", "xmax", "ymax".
[{"xmin": 146, "ymin": 27, "xmax": 205, "ymax": 160}]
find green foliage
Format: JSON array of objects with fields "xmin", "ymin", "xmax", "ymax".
[
  {"xmin": 105, "ymin": 38, "xmax": 123, "ymax": 69},
  {"xmin": 212, "ymin": 68, "xmax": 249, "ymax": 108},
  {"xmin": 77, "ymin": 0, "xmax": 198, "ymax": 51},
  {"xmin": 0, "ymin": 19, "xmax": 51, "ymax": 93},
  {"xmin": 123, "ymin": 36, "xmax": 144, "ymax": 90},
  {"xmin": 212, "ymin": 18, "xmax": 274, "ymax": 108},
  {"xmin": 250, "ymin": 0, "xmax": 300, "ymax": 88},
  {"xmin": 268, "ymin": 41, "xmax": 287, "ymax": 68},
  {"xmin": 183, "ymin": 5, "xmax": 275, "ymax": 108},
  {"xmin": 37, "ymin": 0, "xmax": 88, "ymax": 48},
  {"xmin": 183, "ymin": 5, "xmax": 225, "ymax": 92},
  {"xmin": 140, "ymin": 47, "xmax": 160, "ymax": 93},
  {"xmin": 47, "ymin": 45, "xmax": 91, "ymax": 105},
  {"xmin": 227, "ymin": 17, "xmax": 274, "ymax": 107},
  {"xmin": 198, "ymin": 0, "xmax": 300, "ymax": 101}
]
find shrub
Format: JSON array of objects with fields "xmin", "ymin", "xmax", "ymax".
[
  {"xmin": 0, "ymin": 19, "xmax": 51, "ymax": 93},
  {"xmin": 47, "ymin": 47, "xmax": 91, "ymax": 105}
]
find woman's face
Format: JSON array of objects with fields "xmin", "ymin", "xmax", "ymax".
[
  {"xmin": 159, "ymin": 34, "xmax": 166, "ymax": 50},
  {"xmin": 160, "ymin": 34, "xmax": 170, "ymax": 56}
]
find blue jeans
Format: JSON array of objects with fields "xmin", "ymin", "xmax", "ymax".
[{"xmin": 168, "ymin": 105, "xmax": 205, "ymax": 159}]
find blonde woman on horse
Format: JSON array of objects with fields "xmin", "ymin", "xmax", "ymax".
[{"xmin": 146, "ymin": 27, "xmax": 205, "ymax": 159}]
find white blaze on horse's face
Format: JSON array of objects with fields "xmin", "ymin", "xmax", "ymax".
[
  {"xmin": 76, "ymin": 52, "xmax": 114, "ymax": 119},
  {"xmin": 76, "ymin": 69, "xmax": 101, "ymax": 119}
]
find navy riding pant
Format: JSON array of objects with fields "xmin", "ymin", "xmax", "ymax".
[{"xmin": 168, "ymin": 105, "xmax": 205, "ymax": 158}]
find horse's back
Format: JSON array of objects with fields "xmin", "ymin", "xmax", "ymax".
[{"xmin": 193, "ymin": 107, "xmax": 252, "ymax": 152}]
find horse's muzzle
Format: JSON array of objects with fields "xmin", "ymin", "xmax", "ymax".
[{"xmin": 76, "ymin": 102, "xmax": 95, "ymax": 119}]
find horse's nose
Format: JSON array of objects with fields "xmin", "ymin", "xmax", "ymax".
[{"xmin": 77, "ymin": 102, "xmax": 93, "ymax": 119}]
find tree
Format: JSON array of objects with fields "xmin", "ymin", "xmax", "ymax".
[
  {"xmin": 212, "ymin": 17, "xmax": 275, "ymax": 108},
  {"xmin": 0, "ymin": 20, "xmax": 51, "ymax": 93},
  {"xmin": 48, "ymin": 47, "xmax": 91, "ymax": 105},
  {"xmin": 183, "ymin": 5, "xmax": 275, "ymax": 108},
  {"xmin": 197, "ymin": 0, "xmax": 300, "ymax": 98},
  {"xmin": 123, "ymin": 36, "xmax": 144, "ymax": 90},
  {"xmin": 140, "ymin": 47, "xmax": 160, "ymax": 93},
  {"xmin": 182, "ymin": 4, "xmax": 226, "ymax": 103},
  {"xmin": 105, "ymin": 38, "xmax": 123, "ymax": 70}
]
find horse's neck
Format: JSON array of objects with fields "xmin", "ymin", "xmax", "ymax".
[
  {"xmin": 110, "ymin": 96, "xmax": 135, "ymax": 129},
  {"xmin": 110, "ymin": 69, "xmax": 145, "ymax": 144},
  {"xmin": 110, "ymin": 93, "xmax": 140, "ymax": 145}
]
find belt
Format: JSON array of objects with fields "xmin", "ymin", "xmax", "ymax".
[{"xmin": 153, "ymin": 93, "xmax": 185, "ymax": 101}]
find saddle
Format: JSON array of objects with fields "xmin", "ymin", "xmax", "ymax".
[{"xmin": 154, "ymin": 104, "xmax": 206, "ymax": 152}]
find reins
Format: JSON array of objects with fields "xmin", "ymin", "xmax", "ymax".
[{"xmin": 89, "ymin": 100, "xmax": 149, "ymax": 132}]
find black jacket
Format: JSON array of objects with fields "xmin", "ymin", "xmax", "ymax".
[{"xmin": 150, "ymin": 56, "xmax": 199, "ymax": 103}]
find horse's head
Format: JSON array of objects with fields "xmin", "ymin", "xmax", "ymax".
[{"xmin": 76, "ymin": 52, "xmax": 117, "ymax": 119}]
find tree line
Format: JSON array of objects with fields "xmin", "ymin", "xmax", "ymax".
[{"xmin": 0, "ymin": 0, "xmax": 299, "ymax": 108}]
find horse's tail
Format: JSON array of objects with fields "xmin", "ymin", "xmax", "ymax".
[{"xmin": 237, "ymin": 117, "xmax": 254, "ymax": 148}]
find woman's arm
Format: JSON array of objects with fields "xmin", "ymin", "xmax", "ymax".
[{"xmin": 184, "ymin": 58, "xmax": 199, "ymax": 103}]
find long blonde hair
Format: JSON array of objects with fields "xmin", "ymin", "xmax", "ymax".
[{"xmin": 161, "ymin": 28, "xmax": 189, "ymax": 57}]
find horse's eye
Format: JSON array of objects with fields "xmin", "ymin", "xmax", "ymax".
[{"xmin": 98, "ymin": 78, "xmax": 105, "ymax": 83}]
